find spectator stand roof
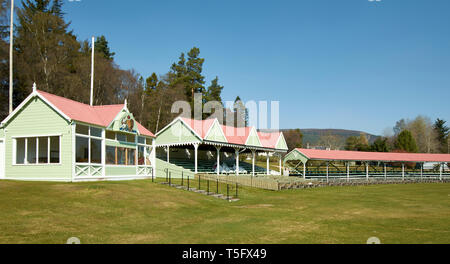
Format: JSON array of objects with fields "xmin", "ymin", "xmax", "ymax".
[
  {"xmin": 284, "ymin": 148, "xmax": 450, "ymax": 165},
  {"xmin": 155, "ymin": 116, "xmax": 288, "ymax": 153}
]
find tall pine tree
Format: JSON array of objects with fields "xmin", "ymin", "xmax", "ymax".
[
  {"xmin": 169, "ymin": 47, "xmax": 205, "ymax": 103},
  {"xmin": 395, "ymin": 130, "xmax": 419, "ymax": 153},
  {"xmin": 16, "ymin": 0, "xmax": 80, "ymax": 92},
  {"xmin": 433, "ymin": 119, "xmax": 449, "ymax": 153},
  {"xmin": 205, "ymin": 76, "xmax": 223, "ymax": 103},
  {"xmin": 95, "ymin": 35, "xmax": 115, "ymax": 60},
  {"xmin": 233, "ymin": 96, "xmax": 248, "ymax": 127}
]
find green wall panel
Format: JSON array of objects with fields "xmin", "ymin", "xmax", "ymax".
[
  {"xmin": 283, "ymin": 149, "xmax": 309, "ymax": 164},
  {"xmin": 156, "ymin": 120, "xmax": 201, "ymax": 145},
  {"xmin": 276, "ymin": 134, "xmax": 288, "ymax": 150},
  {"xmin": 105, "ymin": 166, "xmax": 137, "ymax": 176},
  {"xmin": 105, "ymin": 140, "xmax": 136, "ymax": 148},
  {"xmin": 205, "ymin": 122, "xmax": 227, "ymax": 143},
  {"xmin": 246, "ymin": 128, "xmax": 262, "ymax": 147},
  {"xmin": 3, "ymin": 97, "xmax": 73, "ymax": 181}
]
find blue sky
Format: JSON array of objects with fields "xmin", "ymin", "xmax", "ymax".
[{"xmin": 59, "ymin": 0, "xmax": 450, "ymax": 135}]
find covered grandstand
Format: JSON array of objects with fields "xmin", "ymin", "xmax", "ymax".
[
  {"xmin": 155, "ymin": 117, "xmax": 289, "ymax": 176},
  {"xmin": 284, "ymin": 148, "xmax": 450, "ymax": 181}
]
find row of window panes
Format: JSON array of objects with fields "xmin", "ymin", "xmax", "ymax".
[
  {"xmin": 105, "ymin": 146, "xmax": 151, "ymax": 166},
  {"xmin": 76, "ymin": 137, "xmax": 152, "ymax": 166},
  {"xmin": 77, "ymin": 124, "xmax": 152, "ymax": 145},
  {"xmin": 76, "ymin": 137, "xmax": 102, "ymax": 164},
  {"xmin": 15, "ymin": 137, "xmax": 60, "ymax": 164},
  {"xmin": 108, "ymin": 132, "xmax": 135, "ymax": 143},
  {"xmin": 76, "ymin": 124, "xmax": 102, "ymax": 138},
  {"xmin": 106, "ymin": 131, "xmax": 151, "ymax": 145},
  {"xmin": 106, "ymin": 146, "xmax": 136, "ymax": 165},
  {"xmin": 138, "ymin": 146, "xmax": 152, "ymax": 166}
]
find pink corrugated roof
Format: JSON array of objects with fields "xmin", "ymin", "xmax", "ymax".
[
  {"xmin": 178, "ymin": 117, "xmax": 282, "ymax": 149},
  {"xmin": 296, "ymin": 148, "xmax": 450, "ymax": 163},
  {"xmin": 91, "ymin": 105, "xmax": 126, "ymax": 127},
  {"xmin": 180, "ymin": 117, "xmax": 215, "ymax": 138},
  {"xmin": 258, "ymin": 131, "xmax": 281, "ymax": 149},
  {"xmin": 221, "ymin": 125, "xmax": 251, "ymax": 145},
  {"xmin": 136, "ymin": 122, "xmax": 155, "ymax": 138},
  {"xmin": 37, "ymin": 90, "xmax": 155, "ymax": 137},
  {"xmin": 179, "ymin": 117, "xmax": 251, "ymax": 144}
]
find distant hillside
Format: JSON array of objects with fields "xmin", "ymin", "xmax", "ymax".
[{"xmin": 281, "ymin": 128, "xmax": 380, "ymax": 149}]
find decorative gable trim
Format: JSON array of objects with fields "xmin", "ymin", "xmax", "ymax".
[
  {"xmin": 107, "ymin": 109, "xmax": 140, "ymax": 134},
  {"xmin": 1, "ymin": 91, "xmax": 72, "ymax": 127},
  {"xmin": 276, "ymin": 132, "xmax": 289, "ymax": 150},
  {"xmin": 204, "ymin": 118, "xmax": 228, "ymax": 143},
  {"xmin": 155, "ymin": 116, "xmax": 203, "ymax": 141},
  {"xmin": 245, "ymin": 127, "xmax": 263, "ymax": 147}
]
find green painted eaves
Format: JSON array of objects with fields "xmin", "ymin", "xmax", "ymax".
[
  {"xmin": 2, "ymin": 94, "xmax": 70, "ymax": 128},
  {"xmin": 156, "ymin": 119, "xmax": 201, "ymax": 145},
  {"xmin": 276, "ymin": 133, "xmax": 289, "ymax": 150},
  {"xmin": 205, "ymin": 121, "xmax": 227, "ymax": 143},
  {"xmin": 246, "ymin": 128, "xmax": 262, "ymax": 147},
  {"xmin": 284, "ymin": 149, "xmax": 309, "ymax": 164}
]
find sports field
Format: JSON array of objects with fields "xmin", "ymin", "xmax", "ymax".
[{"xmin": 0, "ymin": 180, "xmax": 449, "ymax": 244}]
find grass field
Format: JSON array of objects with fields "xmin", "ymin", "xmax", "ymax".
[{"xmin": 0, "ymin": 180, "xmax": 449, "ymax": 244}]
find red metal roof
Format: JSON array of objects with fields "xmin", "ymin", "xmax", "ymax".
[
  {"xmin": 37, "ymin": 90, "xmax": 155, "ymax": 137},
  {"xmin": 136, "ymin": 122, "xmax": 155, "ymax": 138},
  {"xmin": 258, "ymin": 131, "xmax": 281, "ymax": 149},
  {"xmin": 221, "ymin": 125, "xmax": 251, "ymax": 145},
  {"xmin": 295, "ymin": 148, "xmax": 450, "ymax": 163},
  {"xmin": 181, "ymin": 117, "xmax": 215, "ymax": 138},
  {"xmin": 179, "ymin": 117, "xmax": 283, "ymax": 148},
  {"xmin": 180, "ymin": 117, "xmax": 252, "ymax": 144}
]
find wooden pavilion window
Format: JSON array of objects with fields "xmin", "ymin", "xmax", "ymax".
[{"xmin": 105, "ymin": 146, "xmax": 136, "ymax": 166}]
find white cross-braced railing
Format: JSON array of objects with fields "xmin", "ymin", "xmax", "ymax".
[{"xmin": 75, "ymin": 164, "xmax": 104, "ymax": 177}]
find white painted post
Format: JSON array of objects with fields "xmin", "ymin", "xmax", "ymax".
[
  {"xmin": 194, "ymin": 144, "xmax": 198, "ymax": 174},
  {"xmin": 421, "ymin": 163, "xmax": 423, "ymax": 180},
  {"xmin": 71, "ymin": 123, "xmax": 76, "ymax": 182},
  {"xmin": 166, "ymin": 146, "xmax": 170, "ymax": 163},
  {"xmin": 9, "ymin": 0, "xmax": 14, "ymax": 114},
  {"xmin": 440, "ymin": 163, "xmax": 443, "ymax": 181},
  {"xmin": 90, "ymin": 36, "xmax": 95, "ymax": 106},
  {"xmin": 326, "ymin": 161, "xmax": 329, "ymax": 183},
  {"xmin": 152, "ymin": 139, "xmax": 156, "ymax": 178},
  {"xmin": 216, "ymin": 146, "xmax": 221, "ymax": 176},
  {"xmin": 266, "ymin": 152, "xmax": 270, "ymax": 175},
  {"xmin": 235, "ymin": 148, "xmax": 240, "ymax": 176},
  {"xmin": 47, "ymin": 137, "xmax": 50, "ymax": 165},
  {"xmin": 252, "ymin": 150, "xmax": 256, "ymax": 177},
  {"xmin": 24, "ymin": 138, "xmax": 27, "ymax": 165},
  {"xmin": 35, "ymin": 137, "xmax": 39, "ymax": 165},
  {"xmin": 366, "ymin": 162, "xmax": 369, "ymax": 181},
  {"xmin": 135, "ymin": 132, "xmax": 138, "ymax": 177},
  {"xmin": 347, "ymin": 162, "xmax": 350, "ymax": 182},
  {"xmin": 102, "ymin": 129, "xmax": 106, "ymax": 178},
  {"xmin": 303, "ymin": 162, "xmax": 306, "ymax": 180},
  {"xmin": 384, "ymin": 163, "xmax": 387, "ymax": 181},
  {"xmin": 402, "ymin": 163, "xmax": 405, "ymax": 181},
  {"xmin": 87, "ymin": 134, "xmax": 91, "ymax": 176},
  {"xmin": 279, "ymin": 154, "xmax": 282, "ymax": 176}
]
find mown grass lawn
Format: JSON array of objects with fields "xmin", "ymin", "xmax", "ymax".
[{"xmin": 0, "ymin": 180, "xmax": 449, "ymax": 244}]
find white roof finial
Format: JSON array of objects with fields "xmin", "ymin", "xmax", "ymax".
[
  {"xmin": 32, "ymin": 82, "xmax": 37, "ymax": 92},
  {"xmin": 124, "ymin": 98, "xmax": 128, "ymax": 108}
]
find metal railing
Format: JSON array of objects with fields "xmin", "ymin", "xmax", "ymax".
[{"xmin": 153, "ymin": 167, "xmax": 239, "ymax": 201}]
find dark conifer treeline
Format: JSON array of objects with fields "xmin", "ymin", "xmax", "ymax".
[{"xmin": 0, "ymin": 0, "xmax": 247, "ymax": 133}]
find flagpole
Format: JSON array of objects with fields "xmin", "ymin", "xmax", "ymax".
[
  {"xmin": 9, "ymin": 0, "xmax": 14, "ymax": 113},
  {"xmin": 90, "ymin": 36, "xmax": 95, "ymax": 106}
]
